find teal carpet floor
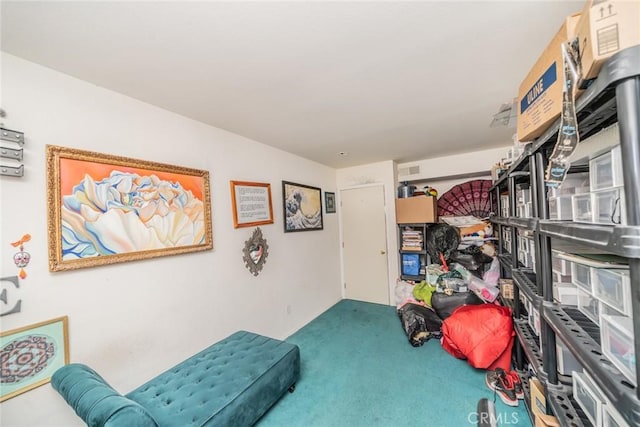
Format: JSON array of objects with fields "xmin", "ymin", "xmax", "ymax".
[{"xmin": 258, "ymin": 299, "xmax": 532, "ymax": 427}]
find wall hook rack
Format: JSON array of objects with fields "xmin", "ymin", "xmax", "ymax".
[{"xmin": 0, "ymin": 125, "xmax": 26, "ymax": 178}]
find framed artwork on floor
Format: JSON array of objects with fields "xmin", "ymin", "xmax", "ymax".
[
  {"xmin": 282, "ymin": 181, "xmax": 323, "ymax": 232},
  {"xmin": 230, "ymin": 181, "xmax": 274, "ymax": 228},
  {"xmin": 0, "ymin": 316, "xmax": 69, "ymax": 402},
  {"xmin": 46, "ymin": 145, "xmax": 213, "ymax": 272}
]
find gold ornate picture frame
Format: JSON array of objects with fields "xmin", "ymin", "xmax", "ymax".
[
  {"xmin": 46, "ymin": 145, "xmax": 213, "ymax": 272},
  {"xmin": 0, "ymin": 316, "xmax": 69, "ymax": 402}
]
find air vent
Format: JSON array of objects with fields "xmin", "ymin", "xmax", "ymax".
[{"xmin": 398, "ymin": 165, "xmax": 420, "ymax": 177}]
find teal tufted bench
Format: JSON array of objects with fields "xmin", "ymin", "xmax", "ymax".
[{"xmin": 51, "ymin": 331, "xmax": 300, "ymax": 427}]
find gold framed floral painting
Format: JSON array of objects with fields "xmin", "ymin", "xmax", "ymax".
[{"xmin": 46, "ymin": 145, "xmax": 213, "ymax": 272}]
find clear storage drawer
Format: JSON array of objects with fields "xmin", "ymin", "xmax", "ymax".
[
  {"xmin": 593, "ymin": 268, "xmax": 631, "ymax": 316},
  {"xmin": 578, "ymin": 288, "xmax": 599, "ymax": 324},
  {"xmin": 601, "ymin": 314, "xmax": 636, "ymax": 386},
  {"xmin": 593, "ymin": 187, "xmax": 626, "ymax": 225},
  {"xmin": 557, "ymin": 340, "xmax": 581, "ymax": 376},
  {"xmin": 552, "ymin": 251, "xmax": 571, "ymax": 275},
  {"xmin": 603, "ymin": 403, "xmax": 631, "ymax": 427},
  {"xmin": 572, "ymin": 193, "xmax": 593, "ymax": 223},
  {"xmin": 573, "ymin": 371, "xmax": 606, "ymax": 427},
  {"xmin": 549, "ymin": 195, "xmax": 573, "ymax": 220},
  {"xmin": 553, "ymin": 271, "xmax": 572, "ymax": 283},
  {"xmin": 553, "ymin": 282, "xmax": 578, "ymax": 306},
  {"xmin": 572, "ymin": 262, "xmax": 593, "ymax": 292},
  {"xmin": 590, "ymin": 145, "xmax": 623, "ymax": 191}
]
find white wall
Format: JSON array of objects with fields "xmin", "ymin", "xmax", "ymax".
[
  {"xmin": 397, "ymin": 145, "xmax": 510, "ymax": 194},
  {"xmin": 0, "ymin": 53, "xmax": 342, "ymax": 426},
  {"xmin": 335, "ymin": 161, "xmax": 399, "ymax": 304}
]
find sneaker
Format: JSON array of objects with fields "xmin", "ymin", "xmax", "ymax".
[
  {"xmin": 508, "ymin": 371, "xmax": 524, "ymax": 400},
  {"xmin": 485, "ymin": 368, "xmax": 518, "ymax": 407}
]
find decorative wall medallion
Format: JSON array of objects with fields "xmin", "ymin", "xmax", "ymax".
[
  {"xmin": 11, "ymin": 234, "xmax": 31, "ymax": 279},
  {"xmin": 243, "ymin": 227, "xmax": 269, "ymax": 276}
]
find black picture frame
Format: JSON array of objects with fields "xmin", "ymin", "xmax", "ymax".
[
  {"xmin": 282, "ymin": 181, "xmax": 323, "ymax": 232},
  {"xmin": 325, "ymin": 192, "xmax": 336, "ymax": 214}
]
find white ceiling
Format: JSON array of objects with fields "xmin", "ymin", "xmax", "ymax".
[{"xmin": 1, "ymin": 1, "xmax": 583, "ymax": 168}]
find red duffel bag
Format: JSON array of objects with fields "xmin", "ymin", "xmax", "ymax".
[{"xmin": 440, "ymin": 304, "xmax": 515, "ymax": 371}]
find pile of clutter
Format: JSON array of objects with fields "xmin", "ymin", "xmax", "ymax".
[{"xmin": 396, "ymin": 219, "xmax": 515, "ymax": 380}]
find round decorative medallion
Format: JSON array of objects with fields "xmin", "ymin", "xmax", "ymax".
[{"xmin": 1, "ymin": 335, "xmax": 55, "ymax": 384}]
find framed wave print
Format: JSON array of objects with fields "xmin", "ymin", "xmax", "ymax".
[{"xmin": 282, "ymin": 181, "xmax": 323, "ymax": 232}]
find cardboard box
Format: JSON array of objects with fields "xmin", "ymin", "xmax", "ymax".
[
  {"xmin": 535, "ymin": 413, "xmax": 560, "ymax": 427},
  {"xmin": 530, "ymin": 378, "xmax": 546, "ymax": 417},
  {"xmin": 517, "ymin": 13, "xmax": 581, "ymax": 142},
  {"xmin": 395, "ymin": 196, "xmax": 437, "ymax": 224},
  {"xmin": 573, "ymin": 0, "xmax": 640, "ymax": 85},
  {"xmin": 499, "ymin": 278, "xmax": 514, "ymax": 300}
]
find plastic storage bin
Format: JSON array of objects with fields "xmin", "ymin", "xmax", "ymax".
[
  {"xmin": 502, "ymin": 227, "xmax": 512, "ymax": 253},
  {"xmin": 554, "ymin": 271, "xmax": 572, "ymax": 283},
  {"xmin": 552, "ymin": 251, "xmax": 571, "ymax": 275},
  {"xmin": 593, "ymin": 187, "xmax": 626, "ymax": 225},
  {"xmin": 518, "ymin": 250, "xmax": 533, "ymax": 269},
  {"xmin": 573, "ymin": 371, "xmax": 606, "ymax": 427},
  {"xmin": 548, "ymin": 171, "xmax": 590, "ymax": 197},
  {"xmin": 578, "ymin": 288, "xmax": 599, "ymax": 324},
  {"xmin": 590, "ymin": 145, "xmax": 623, "ymax": 191},
  {"xmin": 601, "ymin": 314, "xmax": 636, "ymax": 386},
  {"xmin": 516, "ymin": 187, "xmax": 531, "ymax": 205},
  {"xmin": 572, "ymin": 262, "xmax": 593, "ymax": 292},
  {"xmin": 528, "ymin": 305, "xmax": 540, "ymax": 336},
  {"xmin": 553, "ymin": 282, "xmax": 578, "ymax": 305},
  {"xmin": 593, "ymin": 268, "xmax": 631, "ymax": 316},
  {"xmin": 572, "ymin": 193, "xmax": 593, "ymax": 223},
  {"xmin": 557, "ymin": 340, "xmax": 581, "ymax": 376},
  {"xmin": 603, "ymin": 402, "xmax": 631, "ymax": 427},
  {"xmin": 500, "ymin": 195, "xmax": 510, "ymax": 217},
  {"xmin": 549, "ymin": 195, "xmax": 573, "ymax": 220},
  {"xmin": 600, "ymin": 301, "xmax": 625, "ymax": 318}
]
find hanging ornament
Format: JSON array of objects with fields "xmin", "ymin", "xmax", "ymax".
[{"xmin": 11, "ymin": 234, "xmax": 31, "ymax": 279}]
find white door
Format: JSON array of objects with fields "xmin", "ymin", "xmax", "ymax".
[{"xmin": 340, "ymin": 185, "xmax": 390, "ymax": 305}]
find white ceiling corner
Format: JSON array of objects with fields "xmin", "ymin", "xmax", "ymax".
[{"xmin": 0, "ymin": 0, "xmax": 583, "ymax": 168}]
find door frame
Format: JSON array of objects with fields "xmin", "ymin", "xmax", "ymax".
[{"xmin": 337, "ymin": 182, "xmax": 399, "ymax": 305}]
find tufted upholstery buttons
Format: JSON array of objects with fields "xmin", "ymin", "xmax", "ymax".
[
  {"xmin": 52, "ymin": 331, "xmax": 300, "ymax": 427},
  {"xmin": 124, "ymin": 331, "xmax": 300, "ymax": 426}
]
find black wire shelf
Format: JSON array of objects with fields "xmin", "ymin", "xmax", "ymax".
[
  {"xmin": 539, "ymin": 221, "xmax": 640, "ymax": 259},
  {"xmin": 514, "ymin": 319, "xmax": 543, "ymax": 378},
  {"xmin": 512, "ymin": 269, "xmax": 541, "ymax": 306},
  {"xmin": 546, "ymin": 383, "xmax": 590, "ymax": 427},
  {"xmin": 542, "ymin": 304, "xmax": 640, "ymax": 426}
]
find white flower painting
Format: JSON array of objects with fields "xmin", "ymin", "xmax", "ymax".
[
  {"xmin": 46, "ymin": 146, "xmax": 212, "ymax": 271},
  {"xmin": 61, "ymin": 171, "xmax": 205, "ymax": 259}
]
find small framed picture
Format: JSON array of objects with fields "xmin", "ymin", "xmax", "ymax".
[
  {"xmin": 230, "ymin": 181, "xmax": 274, "ymax": 228},
  {"xmin": 282, "ymin": 181, "xmax": 323, "ymax": 232},
  {"xmin": 325, "ymin": 192, "xmax": 336, "ymax": 214},
  {"xmin": 0, "ymin": 316, "xmax": 70, "ymax": 402}
]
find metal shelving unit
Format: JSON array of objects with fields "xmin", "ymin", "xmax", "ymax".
[
  {"xmin": 398, "ymin": 223, "xmax": 429, "ymax": 281},
  {"xmin": 491, "ymin": 45, "xmax": 640, "ymax": 426}
]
